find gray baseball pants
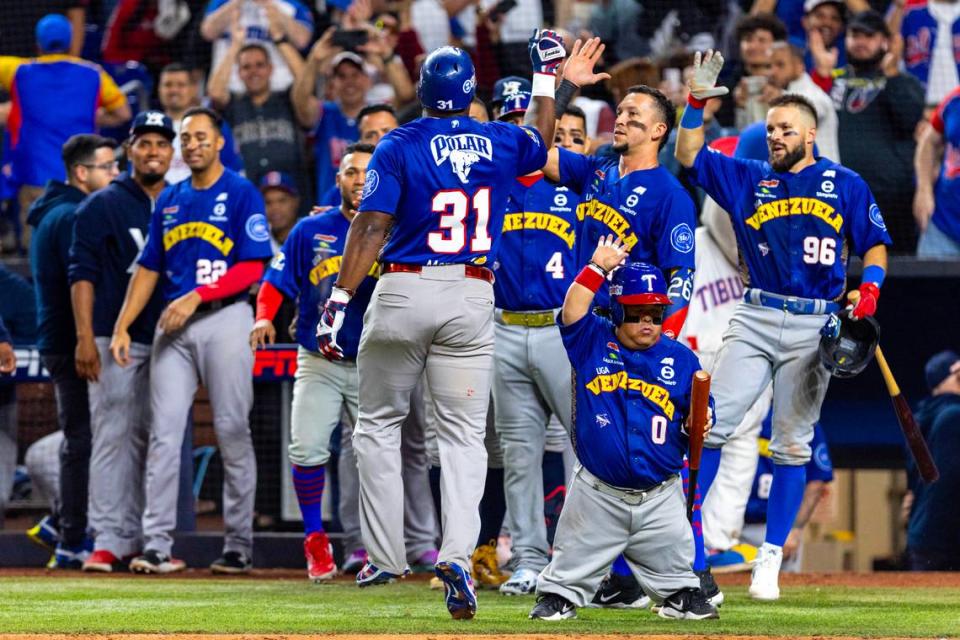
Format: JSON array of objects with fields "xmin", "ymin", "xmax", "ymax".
[
  {"xmin": 355, "ymin": 266, "xmax": 494, "ymax": 575},
  {"xmin": 88, "ymin": 338, "xmax": 150, "ymax": 557},
  {"xmin": 706, "ymin": 302, "xmax": 831, "ymax": 465},
  {"xmin": 25, "ymin": 430, "xmax": 64, "ymax": 512},
  {"xmin": 142, "ymin": 302, "xmax": 256, "ymax": 557},
  {"xmin": 537, "ymin": 465, "xmax": 700, "ymax": 606},
  {"xmin": 492, "ymin": 318, "xmax": 572, "ymax": 572}
]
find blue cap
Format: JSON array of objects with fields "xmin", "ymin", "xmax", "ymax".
[
  {"xmin": 36, "ymin": 14, "xmax": 72, "ymax": 53},
  {"xmin": 497, "ymin": 91, "xmax": 531, "ymax": 120},
  {"xmin": 259, "ymin": 171, "xmax": 299, "ymax": 196},
  {"xmin": 129, "ymin": 111, "xmax": 176, "ymax": 141},
  {"xmin": 925, "ymin": 350, "xmax": 960, "ymax": 391},
  {"xmin": 492, "ymin": 76, "xmax": 532, "ymax": 105}
]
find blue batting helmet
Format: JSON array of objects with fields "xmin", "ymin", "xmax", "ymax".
[
  {"xmin": 417, "ymin": 47, "xmax": 476, "ymax": 112},
  {"xmin": 610, "ymin": 262, "xmax": 671, "ymax": 325}
]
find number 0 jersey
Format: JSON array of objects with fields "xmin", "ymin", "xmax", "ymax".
[
  {"xmin": 357, "ymin": 116, "xmax": 546, "ymax": 266},
  {"xmin": 561, "ymin": 311, "xmax": 708, "ymax": 489},
  {"xmin": 493, "ymin": 173, "xmax": 579, "ymax": 311},
  {"xmin": 139, "ymin": 169, "xmax": 273, "ymax": 302},
  {"xmin": 688, "ymin": 148, "xmax": 892, "ymax": 301}
]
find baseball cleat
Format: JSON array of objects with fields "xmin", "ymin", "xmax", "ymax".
[
  {"xmin": 588, "ymin": 572, "xmax": 651, "ymax": 609},
  {"xmin": 696, "ymin": 567, "xmax": 724, "ymax": 607},
  {"xmin": 342, "ymin": 548, "xmax": 368, "ymax": 574},
  {"xmin": 51, "ymin": 538, "xmax": 93, "ymax": 570},
  {"xmin": 356, "ymin": 562, "xmax": 407, "ymax": 587},
  {"xmin": 529, "ymin": 593, "xmax": 577, "ymax": 620},
  {"xmin": 211, "ymin": 551, "xmax": 253, "ymax": 574},
  {"xmin": 130, "ymin": 549, "xmax": 187, "ymax": 574},
  {"xmin": 304, "ymin": 532, "xmax": 337, "ymax": 582},
  {"xmin": 499, "ymin": 567, "xmax": 539, "ymax": 595},
  {"xmin": 435, "ymin": 561, "xmax": 478, "ymax": 620},
  {"xmin": 707, "ymin": 543, "xmax": 757, "ymax": 574},
  {"xmin": 748, "ymin": 543, "xmax": 783, "ymax": 601},
  {"xmin": 470, "ymin": 539, "xmax": 507, "ymax": 588},
  {"xmin": 82, "ymin": 549, "xmax": 124, "ymax": 573},
  {"xmin": 658, "ymin": 587, "xmax": 719, "ymax": 620},
  {"xmin": 26, "ymin": 515, "xmax": 60, "ymax": 552}
]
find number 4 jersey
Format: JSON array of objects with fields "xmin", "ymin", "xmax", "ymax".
[
  {"xmin": 358, "ymin": 116, "xmax": 547, "ymax": 266},
  {"xmin": 688, "ymin": 149, "xmax": 892, "ymax": 301},
  {"xmin": 139, "ymin": 169, "xmax": 274, "ymax": 301}
]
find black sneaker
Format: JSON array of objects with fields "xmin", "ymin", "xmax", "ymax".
[
  {"xmin": 696, "ymin": 567, "xmax": 724, "ymax": 607},
  {"xmin": 657, "ymin": 587, "xmax": 719, "ymax": 620},
  {"xmin": 210, "ymin": 551, "xmax": 252, "ymax": 574},
  {"xmin": 588, "ymin": 572, "xmax": 651, "ymax": 609},
  {"xmin": 529, "ymin": 593, "xmax": 577, "ymax": 620},
  {"xmin": 129, "ymin": 549, "xmax": 186, "ymax": 574}
]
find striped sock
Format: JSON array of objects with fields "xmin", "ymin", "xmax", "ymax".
[{"xmin": 292, "ymin": 464, "xmax": 325, "ymax": 535}]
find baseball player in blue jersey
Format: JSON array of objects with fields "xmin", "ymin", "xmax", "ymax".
[
  {"xmin": 529, "ymin": 238, "xmax": 717, "ymax": 621},
  {"xmin": 316, "ymin": 37, "xmax": 609, "ymax": 619},
  {"xmin": 111, "ymin": 107, "xmax": 273, "ymax": 574},
  {"xmin": 69, "ymin": 111, "xmax": 175, "ymax": 572},
  {"xmin": 675, "ymin": 50, "xmax": 891, "ymax": 600},
  {"xmin": 542, "ymin": 83, "xmax": 696, "ymax": 338},
  {"xmin": 250, "ymin": 143, "xmax": 378, "ymax": 582},
  {"xmin": 491, "ymin": 102, "xmax": 586, "ymax": 596}
]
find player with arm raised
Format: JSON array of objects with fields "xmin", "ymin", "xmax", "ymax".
[
  {"xmin": 315, "ymin": 36, "xmax": 606, "ymax": 620},
  {"xmin": 674, "ymin": 50, "xmax": 890, "ymax": 601}
]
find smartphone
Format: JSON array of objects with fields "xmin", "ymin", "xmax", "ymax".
[
  {"xmin": 332, "ymin": 29, "xmax": 369, "ymax": 51},
  {"xmin": 487, "ymin": 0, "xmax": 518, "ymax": 23}
]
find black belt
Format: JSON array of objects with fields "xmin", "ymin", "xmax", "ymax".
[{"xmin": 196, "ymin": 294, "xmax": 246, "ymax": 313}]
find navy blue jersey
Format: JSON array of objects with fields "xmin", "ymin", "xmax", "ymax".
[
  {"xmin": 263, "ymin": 211, "xmax": 376, "ymax": 357},
  {"xmin": 69, "ymin": 175, "xmax": 164, "ymax": 345},
  {"xmin": 558, "ymin": 148, "xmax": 697, "ymax": 305},
  {"xmin": 139, "ymin": 169, "xmax": 273, "ymax": 302},
  {"xmin": 358, "ymin": 117, "xmax": 546, "ymax": 266},
  {"xmin": 745, "ymin": 416, "xmax": 834, "ymax": 524},
  {"xmin": 688, "ymin": 149, "xmax": 892, "ymax": 301},
  {"xmin": 493, "ymin": 174, "xmax": 579, "ymax": 311},
  {"xmin": 560, "ymin": 312, "xmax": 706, "ymax": 489}
]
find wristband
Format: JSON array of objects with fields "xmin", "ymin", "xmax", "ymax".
[
  {"xmin": 680, "ymin": 101, "xmax": 704, "ymax": 130},
  {"xmin": 553, "ymin": 78, "xmax": 580, "ymax": 119},
  {"xmin": 861, "ymin": 264, "xmax": 885, "ymax": 288},
  {"xmin": 687, "ymin": 94, "xmax": 707, "ymax": 109},
  {"xmin": 531, "ymin": 72, "xmax": 556, "ymax": 98},
  {"xmin": 330, "ymin": 286, "xmax": 354, "ymax": 303},
  {"xmin": 574, "ymin": 264, "xmax": 606, "ymax": 292}
]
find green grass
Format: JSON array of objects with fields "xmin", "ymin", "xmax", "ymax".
[{"xmin": 1, "ymin": 577, "xmax": 959, "ymax": 637}]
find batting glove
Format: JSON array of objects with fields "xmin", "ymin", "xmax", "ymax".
[
  {"xmin": 528, "ymin": 29, "xmax": 566, "ymax": 77},
  {"xmin": 689, "ymin": 50, "xmax": 729, "ymax": 101},
  {"xmin": 849, "ymin": 282, "xmax": 880, "ymax": 320},
  {"xmin": 316, "ymin": 287, "xmax": 352, "ymax": 361}
]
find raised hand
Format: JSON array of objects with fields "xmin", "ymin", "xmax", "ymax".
[
  {"xmin": 528, "ymin": 28, "xmax": 566, "ymax": 76},
  {"xmin": 590, "ymin": 234, "xmax": 628, "ymax": 274},
  {"xmin": 560, "ymin": 37, "xmax": 611, "ymax": 88},
  {"xmin": 689, "ymin": 50, "xmax": 729, "ymax": 100}
]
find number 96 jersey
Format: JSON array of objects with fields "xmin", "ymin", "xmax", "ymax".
[
  {"xmin": 357, "ymin": 117, "xmax": 546, "ymax": 266},
  {"xmin": 139, "ymin": 169, "xmax": 274, "ymax": 301},
  {"xmin": 688, "ymin": 149, "xmax": 892, "ymax": 301}
]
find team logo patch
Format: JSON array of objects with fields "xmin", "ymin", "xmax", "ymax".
[
  {"xmin": 163, "ymin": 205, "xmax": 179, "ymax": 214},
  {"xmin": 670, "ymin": 223, "xmax": 694, "ymax": 254},
  {"xmin": 660, "ymin": 357, "xmax": 675, "ymax": 381},
  {"xmin": 522, "ymin": 127, "xmax": 540, "ymax": 146},
  {"xmin": 216, "ymin": 192, "xmax": 228, "ymax": 202},
  {"xmin": 625, "ymin": 194, "xmax": 639, "ymax": 208},
  {"xmin": 758, "ymin": 179, "xmax": 779, "ymax": 188},
  {"xmin": 463, "ymin": 74, "xmax": 476, "ymax": 94},
  {"xmin": 868, "ymin": 203, "xmax": 887, "ymax": 230},
  {"xmin": 363, "ymin": 169, "xmax": 379, "ymax": 198},
  {"xmin": 315, "ymin": 234, "xmax": 338, "ymax": 243},
  {"xmin": 595, "ymin": 413, "xmax": 611, "ymax": 428},
  {"xmin": 554, "ymin": 193, "xmax": 568, "ymax": 207},
  {"xmin": 430, "ymin": 134, "xmax": 493, "ymax": 184},
  {"xmin": 814, "ymin": 442, "xmax": 831, "ymax": 471},
  {"xmin": 245, "ymin": 213, "xmax": 270, "ymax": 242},
  {"xmin": 606, "ymin": 341, "xmax": 619, "ymax": 352},
  {"xmin": 759, "ymin": 242, "xmax": 771, "ymax": 256},
  {"xmin": 270, "ymin": 251, "xmax": 286, "ymax": 271},
  {"xmin": 821, "ymin": 180, "xmax": 834, "ymax": 194},
  {"xmin": 212, "ymin": 203, "xmax": 227, "ymax": 220}
]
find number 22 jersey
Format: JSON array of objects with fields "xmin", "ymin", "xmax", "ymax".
[{"xmin": 357, "ymin": 116, "xmax": 546, "ymax": 266}]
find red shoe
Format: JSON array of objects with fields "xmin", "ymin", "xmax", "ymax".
[
  {"xmin": 305, "ymin": 532, "xmax": 337, "ymax": 582},
  {"xmin": 83, "ymin": 549, "xmax": 120, "ymax": 573}
]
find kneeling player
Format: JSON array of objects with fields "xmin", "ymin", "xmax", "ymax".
[{"xmin": 530, "ymin": 236, "xmax": 717, "ymax": 621}]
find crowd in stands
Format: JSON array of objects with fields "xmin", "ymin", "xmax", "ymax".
[{"xmin": 0, "ymin": 0, "xmax": 958, "ymax": 578}]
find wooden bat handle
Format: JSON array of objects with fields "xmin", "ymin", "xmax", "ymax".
[
  {"xmin": 874, "ymin": 346, "xmax": 901, "ymax": 397},
  {"xmin": 688, "ymin": 370, "xmax": 711, "ymax": 468}
]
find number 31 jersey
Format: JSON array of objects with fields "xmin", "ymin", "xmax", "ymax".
[
  {"xmin": 358, "ymin": 117, "xmax": 546, "ymax": 266},
  {"xmin": 139, "ymin": 169, "xmax": 273, "ymax": 302}
]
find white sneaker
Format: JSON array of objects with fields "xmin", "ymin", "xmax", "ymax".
[
  {"xmin": 500, "ymin": 567, "xmax": 540, "ymax": 595},
  {"xmin": 748, "ymin": 543, "xmax": 782, "ymax": 601}
]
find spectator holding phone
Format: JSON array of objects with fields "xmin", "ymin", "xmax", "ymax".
[{"xmin": 201, "ymin": 0, "xmax": 314, "ymax": 94}]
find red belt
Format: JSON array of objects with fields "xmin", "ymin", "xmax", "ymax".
[{"xmin": 381, "ymin": 262, "xmax": 494, "ymax": 283}]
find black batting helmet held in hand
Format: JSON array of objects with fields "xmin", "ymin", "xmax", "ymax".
[{"xmin": 818, "ymin": 310, "xmax": 880, "ymax": 378}]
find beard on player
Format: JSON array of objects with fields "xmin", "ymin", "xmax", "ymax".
[{"xmin": 769, "ymin": 139, "xmax": 806, "ymax": 172}]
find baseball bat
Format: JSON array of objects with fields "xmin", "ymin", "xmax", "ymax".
[
  {"xmin": 686, "ymin": 370, "xmax": 711, "ymax": 522},
  {"xmin": 874, "ymin": 346, "xmax": 940, "ymax": 484}
]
